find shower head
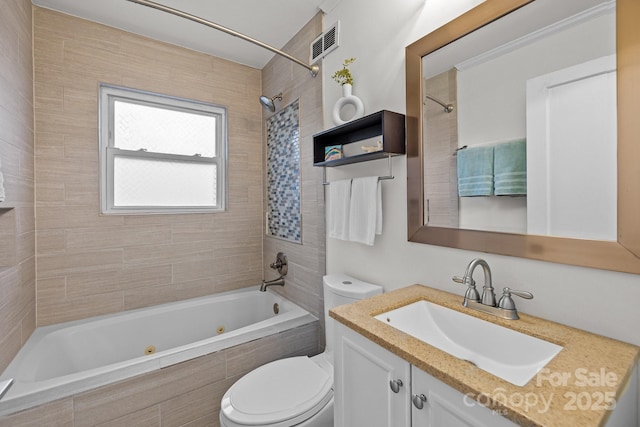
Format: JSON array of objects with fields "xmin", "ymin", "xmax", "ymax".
[{"xmin": 259, "ymin": 93, "xmax": 283, "ymax": 112}]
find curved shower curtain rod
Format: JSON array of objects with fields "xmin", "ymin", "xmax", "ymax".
[
  {"xmin": 424, "ymin": 95, "xmax": 454, "ymax": 113},
  {"xmin": 125, "ymin": 0, "xmax": 320, "ymax": 77}
]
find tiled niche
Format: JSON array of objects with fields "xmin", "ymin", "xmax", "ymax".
[{"xmin": 266, "ymin": 100, "xmax": 302, "ymax": 243}]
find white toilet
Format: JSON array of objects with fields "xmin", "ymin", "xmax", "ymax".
[{"xmin": 219, "ymin": 274, "xmax": 382, "ymax": 427}]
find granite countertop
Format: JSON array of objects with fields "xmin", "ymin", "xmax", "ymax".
[{"xmin": 329, "ymin": 284, "xmax": 639, "ymax": 427}]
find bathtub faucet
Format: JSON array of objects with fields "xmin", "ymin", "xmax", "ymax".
[
  {"xmin": 260, "ymin": 252, "xmax": 288, "ymax": 292},
  {"xmin": 260, "ymin": 276, "xmax": 285, "ymax": 292}
]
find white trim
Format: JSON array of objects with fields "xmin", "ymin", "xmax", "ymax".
[
  {"xmin": 455, "ymin": 1, "xmax": 615, "ymax": 71},
  {"xmin": 99, "ymin": 83, "xmax": 227, "ymax": 215},
  {"xmin": 526, "ymin": 55, "xmax": 617, "ymax": 239}
]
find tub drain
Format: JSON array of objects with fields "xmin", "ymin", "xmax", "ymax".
[
  {"xmin": 217, "ymin": 326, "xmax": 225, "ymax": 334},
  {"xmin": 273, "ymin": 303, "xmax": 279, "ymax": 315},
  {"xmin": 144, "ymin": 345, "xmax": 156, "ymax": 355}
]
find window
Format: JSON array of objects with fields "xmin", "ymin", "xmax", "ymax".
[{"xmin": 99, "ymin": 84, "xmax": 227, "ymax": 214}]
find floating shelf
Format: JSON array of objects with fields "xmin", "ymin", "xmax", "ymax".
[{"xmin": 313, "ymin": 110, "xmax": 405, "ymax": 167}]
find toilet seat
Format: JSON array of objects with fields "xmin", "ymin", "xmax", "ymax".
[{"xmin": 220, "ymin": 356, "xmax": 333, "ymax": 427}]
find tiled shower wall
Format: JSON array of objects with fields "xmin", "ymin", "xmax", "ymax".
[
  {"xmin": 423, "ymin": 69, "xmax": 459, "ymax": 228},
  {"xmin": 262, "ymin": 13, "xmax": 326, "ymax": 338},
  {"xmin": 0, "ymin": 0, "xmax": 36, "ymax": 373},
  {"xmin": 33, "ymin": 7, "xmax": 264, "ymax": 325}
]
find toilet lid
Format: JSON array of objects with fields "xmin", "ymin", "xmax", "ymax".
[{"xmin": 220, "ymin": 356, "xmax": 333, "ymax": 427}]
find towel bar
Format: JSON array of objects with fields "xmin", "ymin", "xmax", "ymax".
[{"xmin": 323, "ymin": 154, "xmax": 394, "ymax": 186}]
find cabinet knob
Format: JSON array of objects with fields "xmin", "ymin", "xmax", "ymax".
[
  {"xmin": 412, "ymin": 393, "xmax": 427, "ymax": 410},
  {"xmin": 389, "ymin": 379, "xmax": 403, "ymax": 393}
]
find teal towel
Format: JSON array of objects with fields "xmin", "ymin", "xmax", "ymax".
[
  {"xmin": 494, "ymin": 139, "xmax": 526, "ymax": 196},
  {"xmin": 456, "ymin": 146, "xmax": 494, "ymax": 197}
]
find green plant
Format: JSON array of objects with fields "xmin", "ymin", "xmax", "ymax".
[{"xmin": 332, "ymin": 57, "xmax": 356, "ymax": 86}]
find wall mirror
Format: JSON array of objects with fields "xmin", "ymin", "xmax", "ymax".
[{"xmin": 406, "ymin": 0, "xmax": 640, "ymax": 274}]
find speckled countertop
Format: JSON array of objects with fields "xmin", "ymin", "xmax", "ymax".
[{"xmin": 329, "ymin": 284, "xmax": 639, "ymax": 427}]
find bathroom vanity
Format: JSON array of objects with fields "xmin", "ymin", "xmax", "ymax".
[
  {"xmin": 330, "ymin": 285, "xmax": 639, "ymax": 427},
  {"xmin": 334, "ymin": 322, "xmax": 518, "ymax": 427}
]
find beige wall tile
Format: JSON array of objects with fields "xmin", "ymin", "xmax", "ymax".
[
  {"xmin": 0, "ymin": 0, "xmax": 34, "ymax": 375},
  {"xmin": 66, "ymin": 264, "xmax": 173, "ymax": 299},
  {"xmin": 0, "ymin": 210, "xmax": 17, "ymax": 267},
  {"xmin": 122, "ymin": 241, "xmax": 214, "ymax": 268},
  {"xmin": 37, "ymin": 291, "xmax": 125, "ymax": 326},
  {"xmin": 65, "ymin": 225, "xmax": 172, "ymax": 252},
  {"xmin": 98, "ymin": 405, "xmax": 161, "ymax": 427},
  {"xmin": 73, "ymin": 351, "xmax": 226, "ymax": 426},
  {"xmin": 0, "ymin": 398, "xmax": 73, "ymax": 426},
  {"xmin": 20, "ymin": 301, "xmax": 35, "ymax": 346},
  {"xmin": 159, "ymin": 382, "xmax": 229, "ymax": 427},
  {"xmin": 123, "ymin": 278, "xmax": 219, "ymax": 311},
  {"xmin": 33, "ymin": 7, "xmax": 264, "ymax": 324},
  {"xmin": 37, "ymin": 249, "xmax": 124, "ymax": 279},
  {"xmin": 261, "ymin": 13, "xmax": 326, "ymax": 324},
  {"xmin": 0, "ymin": 325, "xmax": 21, "ymax": 373},
  {"xmin": 226, "ymin": 322, "xmax": 319, "ymax": 377}
]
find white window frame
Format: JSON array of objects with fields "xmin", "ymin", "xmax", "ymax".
[{"xmin": 99, "ymin": 84, "xmax": 227, "ymax": 214}]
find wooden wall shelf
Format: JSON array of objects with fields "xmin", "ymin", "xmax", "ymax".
[{"xmin": 313, "ymin": 110, "xmax": 405, "ymax": 167}]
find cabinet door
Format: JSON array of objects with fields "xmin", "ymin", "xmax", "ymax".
[
  {"xmin": 334, "ymin": 323, "xmax": 411, "ymax": 427},
  {"xmin": 411, "ymin": 367, "xmax": 518, "ymax": 427}
]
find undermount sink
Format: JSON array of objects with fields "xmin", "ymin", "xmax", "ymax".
[{"xmin": 374, "ymin": 300, "xmax": 563, "ymax": 386}]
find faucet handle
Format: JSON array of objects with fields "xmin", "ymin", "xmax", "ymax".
[
  {"xmin": 452, "ymin": 276, "xmax": 480, "ymax": 302},
  {"xmin": 452, "ymin": 275, "xmax": 475, "ymax": 286},
  {"xmin": 498, "ymin": 287, "xmax": 533, "ymax": 310},
  {"xmin": 269, "ymin": 252, "xmax": 288, "ymax": 276}
]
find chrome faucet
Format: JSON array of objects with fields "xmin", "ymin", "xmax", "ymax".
[
  {"xmin": 260, "ymin": 276, "xmax": 285, "ymax": 291},
  {"xmin": 452, "ymin": 258, "xmax": 533, "ymax": 320},
  {"xmin": 453, "ymin": 258, "xmax": 495, "ymax": 306},
  {"xmin": 260, "ymin": 252, "xmax": 287, "ymax": 292}
]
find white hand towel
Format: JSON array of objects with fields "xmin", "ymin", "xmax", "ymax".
[
  {"xmin": 328, "ymin": 179, "xmax": 351, "ymax": 241},
  {"xmin": 349, "ymin": 176, "xmax": 381, "ymax": 246},
  {"xmin": 376, "ymin": 179, "xmax": 382, "ymax": 235}
]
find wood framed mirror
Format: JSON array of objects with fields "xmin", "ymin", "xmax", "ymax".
[{"xmin": 406, "ymin": 0, "xmax": 640, "ymax": 274}]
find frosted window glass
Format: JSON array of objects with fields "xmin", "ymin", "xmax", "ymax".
[
  {"xmin": 114, "ymin": 100, "xmax": 216, "ymax": 157},
  {"xmin": 113, "ymin": 157, "xmax": 217, "ymax": 207},
  {"xmin": 100, "ymin": 84, "xmax": 226, "ymax": 214}
]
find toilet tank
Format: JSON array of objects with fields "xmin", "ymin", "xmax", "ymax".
[{"xmin": 323, "ymin": 274, "xmax": 382, "ymax": 361}]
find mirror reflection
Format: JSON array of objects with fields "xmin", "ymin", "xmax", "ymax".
[{"xmin": 422, "ymin": 0, "xmax": 616, "ymax": 240}]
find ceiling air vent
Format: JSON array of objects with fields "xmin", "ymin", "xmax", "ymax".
[{"xmin": 310, "ymin": 21, "xmax": 340, "ymax": 63}]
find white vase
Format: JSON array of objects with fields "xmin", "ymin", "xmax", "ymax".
[{"xmin": 332, "ymin": 83, "xmax": 365, "ymax": 125}]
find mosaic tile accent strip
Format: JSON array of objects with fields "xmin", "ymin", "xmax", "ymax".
[{"xmin": 266, "ymin": 100, "xmax": 301, "ymax": 243}]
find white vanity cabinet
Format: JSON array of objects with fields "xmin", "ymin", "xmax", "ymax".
[
  {"xmin": 411, "ymin": 364, "xmax": 517, "ymax": 427},
  {"xmin": 334, "ymin": 323, "xmax": 517, "ymax": 427},
  {"xmin": 334, "ymin": 322, "xmax": 411, "ymax": 427}
]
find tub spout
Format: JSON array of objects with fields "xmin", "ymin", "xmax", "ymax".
[{"xmin": 260, "ymin": 276, "xmax": 285, "ymax": 292}]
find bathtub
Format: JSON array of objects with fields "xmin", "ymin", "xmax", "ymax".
[{"xmin": 0, "ymin": 286, "xmax": 317, "ymax": 417}]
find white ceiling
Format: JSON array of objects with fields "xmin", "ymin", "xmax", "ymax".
[{"xmin": 31, "ymin": 0, "xmax": 325, "ymax": 69}]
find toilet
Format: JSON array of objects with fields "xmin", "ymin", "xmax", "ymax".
[{"xmin": 219, "ymin": 274, "xmax": 382, "ymax": 427}]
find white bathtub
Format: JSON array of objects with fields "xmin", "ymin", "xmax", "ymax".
[{"xmin": 0, "ymin": 287, "xmax": 316, "ymax": 416}]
